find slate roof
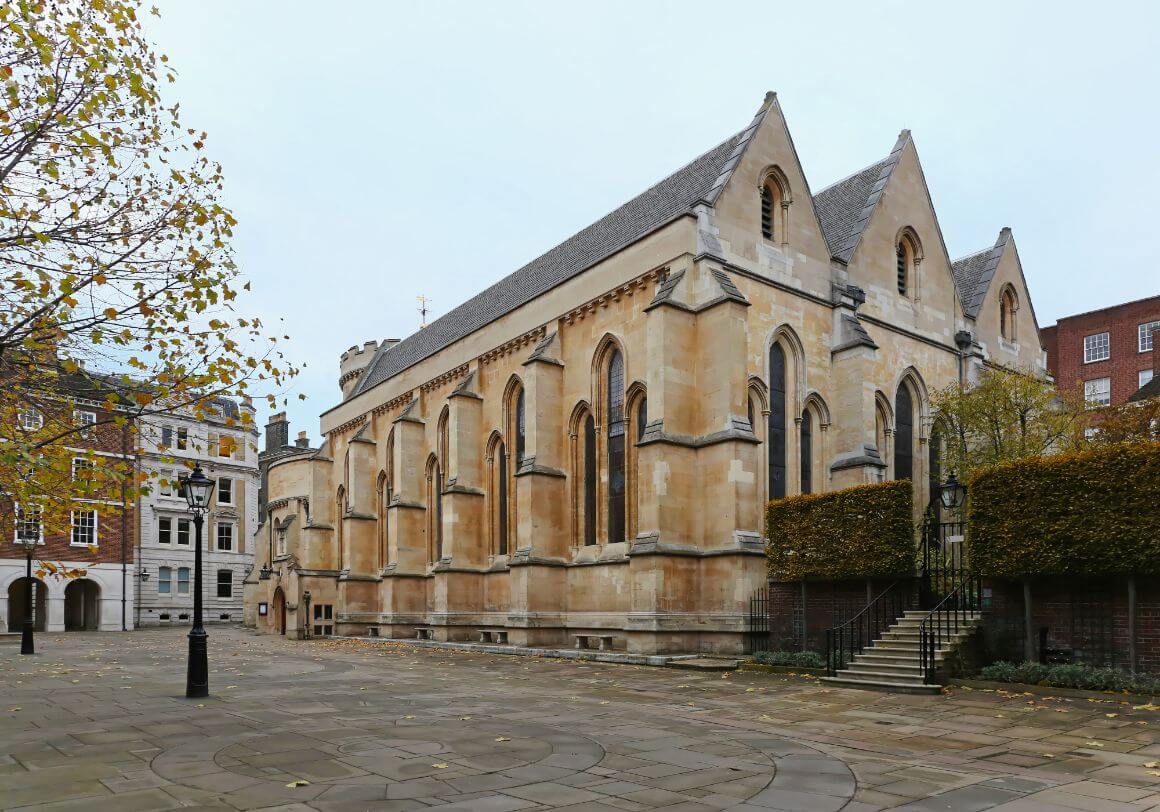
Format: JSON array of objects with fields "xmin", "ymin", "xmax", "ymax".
[
  {"xmin": 811, "ymin": 131, "xmax": 909, "ymax": 263},
  {"xmin": 952, "ymin": 229, "xmax": 1010, "ymax": 319},
  {"xmin": 812, "ymin": 158, "xmax": 891, "ymax": 260},
  {"xmin": 353, "ymin": 132, "xmax": 744, "ymax": 396}
]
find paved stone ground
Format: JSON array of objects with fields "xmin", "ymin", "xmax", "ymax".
[{"xmin": 4, "ymin": 630, "xmax": 1160, "ymax": 810}]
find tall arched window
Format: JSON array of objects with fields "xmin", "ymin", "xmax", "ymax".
[
  {"xmin": 427, "ymin": 458, "xmax": 443, "ymax": 563},
  {"xmin": 799, "ymin": 409, "xmax": 812, "ymax": 495},
  {"xmin": 760, "ymin": 169, "xmax": 789, "ymax": 244},
  {"xmin": 896, "ymin": 231, "xmax": 920, "ymax": 297},
  {"xmin": 584, "ymin": 415, "xmax": 597, "ymax": 546},
  {"xmin": 496, "ymin": 439, "xmax": 508, "ymax": 555},
  {"xmin": 894, "ymin": 384, "xmax": 914, "ymax": 482},
  {"xmin": 606, "ymin": 349, "xmax": 626, "ymax": 544},
  {"xmin": 515, "ymin": 389, "xmax": 526, "ymax": 466},
  {"xmin": 768, "ymin": 344, "xmax": 787, "ymax": 500},
  {"xmin": 377, "ymin": 470, "xmax": 388, "ymax": 569},
  {"xmin": 1000, "ymin": 285, "xmax": 1019, "ymax": 342}
]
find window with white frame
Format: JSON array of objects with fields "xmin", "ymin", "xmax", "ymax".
[
  {"xmin": 216, "ymin": 522, "xmax": 234, "ymax": 551},
  {"xmin": 1084, "ymin": 377, "xmax": 1112, "ymax": 406},
  {"xmin": 177, "ymin": 567, "xmax": 190, "ymax": 594},
  {"xmin": 176, "ymin": 518, "xmax": 191, "ymax": 546},
  {"xmin": 71, "ymin": 510, "xmax": 97, "ymax": 546},
  {"xmin": 1083, "ymin": 332, "xmax": 1110, "ymax": 363},
  {"xmin": 176, "ymin": 427, "xmax": 188, "ymax": 450},
  {"xmin": 74, "ymin": 410, "xmax": 96, "ymax": 438},
  {"xmin": 161, "ymin": 425, "xmax": 173, "ymax": 449},
  {"xmin": 217, "ymin": 570, "xmax": 233, "ymax": 598},
  {"xmin": 16, "ymin": 407, "xmax": 43, "ymax": 431},
  {"xmin": 217, "ymin": 477, "xmax": 232, "ymax": 505},
  {"xmin": 1141, "ymin": 321, "xmax": 1160, "ymax": 353},
  {"xmin": 158, "ymin": 566, "xmax": 172, "ymax": 594},
  {"xmin": 72, "ymin": 456, "xmax": 94, "ymax": 483},
  {"xmin": 158, "ymin": 468, "xmax": 174, "ymax": 497},
  {"xmin": 14, "ymin": 504, "xmax": 42, "ymax": 544},
  {"xmin": 1142, "ymin": 369, "xmax": 1155, "ymax": 388},
  {"xmin": 158, "ymin": 517, "xmax": 172, "ymax": 544}
]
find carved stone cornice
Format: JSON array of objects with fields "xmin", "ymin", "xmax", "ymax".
[{"xmin": 562, "ymin": 268, "xmax": 662, "ymax": 326}]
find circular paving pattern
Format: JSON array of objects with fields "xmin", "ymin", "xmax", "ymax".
[{"xmin": 150, "ymin": 707, "xmax": 855, "ymax": 809}]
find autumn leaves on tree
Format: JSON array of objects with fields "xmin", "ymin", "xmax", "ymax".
[{"xmin": 0, "ymin": 0, "xmax": 298, "ymax": 568}]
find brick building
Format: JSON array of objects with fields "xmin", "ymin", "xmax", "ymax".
[
  {"xmin": 1042, "ymin": 295, "xmax": 1160, "ymax": 406},
  {"xmin": 2, "ymin": 379, "xmax": 138, "ymax": 634}
]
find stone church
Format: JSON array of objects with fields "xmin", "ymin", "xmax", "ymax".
[{"xmin": 246, "ymin": 93, "xmax": 1045, "ymax": 653}]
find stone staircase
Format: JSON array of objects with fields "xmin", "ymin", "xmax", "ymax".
[{"xmin": 820, "ymin": 610, "xmax": 983, "ymax": 694}]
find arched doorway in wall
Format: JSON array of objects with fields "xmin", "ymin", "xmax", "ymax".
[
  {"xmin": 7, "ymin": 577, "xmax": 47, "ymax": 632},
  {"xmin": 64, "ymin": 579, "xmax": 101, "ymax": 631},
  {"xmin": 272, "ymin": 587, "xmax": 286, "ymax": 635}
]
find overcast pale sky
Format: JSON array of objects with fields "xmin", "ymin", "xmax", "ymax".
[{"xmin": 146, "ymin": 1, "xmax": 1160, "ymax": 442}]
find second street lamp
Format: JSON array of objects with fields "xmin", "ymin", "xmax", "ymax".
[
  {"xmin": 178, "ymin": 465, "xmax": 216, "ymax": 699},
  {"xmin": 16, "ymin": 527, "xmax": 38, "ymax": 655}
]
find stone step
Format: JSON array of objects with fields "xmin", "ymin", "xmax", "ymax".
[
  {"xmin": 837, "ymin": 666, "xmax": 928, "ymax": 682},
  {"xmin": 845, "ymin": 661, "xmax": 923, "ymax": 677}
]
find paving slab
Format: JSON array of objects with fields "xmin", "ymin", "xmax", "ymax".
[{"xmin": 4, "ymin": 628, "xmax": 1160, "ymax": 810}]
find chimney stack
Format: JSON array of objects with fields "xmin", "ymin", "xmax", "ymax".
[
  {"xmin": 295, "ymin": 431, "xmax": 310, "ymax": 448},
  {"xmin": 265, "ymin": 411, "xmax": 289, "ymax": 452}
]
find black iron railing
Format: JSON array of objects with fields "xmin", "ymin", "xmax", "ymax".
[
  {"xmin": 826, "ymin": 579, "xmax": 917, "ymax": 676},
  {"xmin": 747, "ymin": 585, "xmax": 770, "ymax": 655},
  {"xmin": 918, "ymin": 572, "xmax": 981, "ymax": 683}
]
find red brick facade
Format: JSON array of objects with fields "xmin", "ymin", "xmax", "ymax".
[
  {"xmin": 1042, "ymin": 295, "xmax": 1160, "ymax": 406},
  {"xmin": 4, "ymin": 403, "xmax": 136, "ymax": 569}
]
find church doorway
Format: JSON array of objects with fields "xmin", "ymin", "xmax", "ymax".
[
  {"xmin": 64, "ymin": 579, "xmax": 101, "ymax": 631},
  {"xmin": 272, "ymin": 587, "xmax": 286, "ymax": 635},
  {"xmin": 7, "ymin": 577, "xmax": 47, "ymax": 632}
]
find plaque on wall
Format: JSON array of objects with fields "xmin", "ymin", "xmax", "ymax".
[{"xmin": 258, "ymin": 602, "xmax": 269, "ymax": 616}]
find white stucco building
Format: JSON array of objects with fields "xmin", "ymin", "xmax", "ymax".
[{"xmin": 135, "ymin": 397, "xmax": 259, "ymax": 626}]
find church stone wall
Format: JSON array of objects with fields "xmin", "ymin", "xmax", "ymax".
[{"xmin": 247, "ymin": 95, "xmax": 1047, "ymax": 654}]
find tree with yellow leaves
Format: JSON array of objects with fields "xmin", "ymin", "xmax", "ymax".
[{"xmin": 1, "ymin": 1, "xmax": 299, "ymax": 562}]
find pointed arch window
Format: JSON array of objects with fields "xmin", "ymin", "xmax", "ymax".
[
  {"xmin": 496, "ymin": 440, "xmax": 509, "ymax": 555},
  {"xmin": 515, "ymin": 389, "xmax": 526, "ymax": 466},
  {"xmin": 1000, "ymin": 285, "xmax": 1019, "ymax": 342},
  {"xmin": 584, "ymin": 415, "xmax": 597, "ymax": 546},
  {"xmin": 768, "ymin": 344, "xmax": 787, "ymax": 500},
  {"xmin": 760, "ymin": 170, "xmax": 789, "ymax": 244},
  {"xmin": 799, "ymin": 409, "xmax": 813, "ymax": 495},
  {"xmin": 896, "ymin": 231, "xmax": 921, "ymax": 297},
  {"xmin": 427, "ymin": 458, "xmax": 443, "ymax": 563},
  {"xmin": 894, "ymin": 384, "xmax": 914, "ymax": 482},
  {"xmin": 606, "ymin": 349, "xmax": 626, "ymax": 544}
]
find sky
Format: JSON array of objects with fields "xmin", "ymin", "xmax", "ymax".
[{"xmin": 145, "ymin": 1, "xmax": 1160, "ymax": 443}]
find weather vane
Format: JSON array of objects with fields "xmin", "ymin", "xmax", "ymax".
[{"xmin": 417, "ymin": 295, "xmax": 431, "ymax": 329}]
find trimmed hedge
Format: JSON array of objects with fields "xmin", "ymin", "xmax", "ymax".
[
  {"xmin": 765, "ymin": 480, "xmax": 915, "ymax": 581},
  {"xmin": 968, "ymin": 442, "xmax": 1160, "ymax": 577},
  {"xmin": 753, "ymin": 650, "xmax": 826, "ymax": 668},
  {"xmin": 980, "ymin": 661, "xmax": 1160, "ymax": 694}
]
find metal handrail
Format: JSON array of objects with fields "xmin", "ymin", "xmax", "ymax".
[
  {"xmin": 918, "ymin": 572, "xmax": 981, "ymax": 684},
  {"xmin": 825, "ymin": 579, "xmax": 916, "ymax": 676}
]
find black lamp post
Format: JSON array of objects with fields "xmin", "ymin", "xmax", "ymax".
[
  {"xmin": 178, "ymin": 465, "xmax": 216, "ymax": 698},
  {"xmin": 938, "ymin": 471, "xmax": 967, "ymax": 511},
  {"xmin": 16, "ymin": 533, "xmax": 37, "ymax": 655}
]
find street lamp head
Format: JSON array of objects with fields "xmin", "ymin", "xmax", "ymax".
[
  {"xmin": 939, "ymin": 471, "xmax": 967, "ymax": 510},
  {"xmin": 178, "ymin": 465, "xmax": 216, "ymax": 513},
  {"xmin": 259, "ymin": 564, "xmax": 272, "ymax": 581}
]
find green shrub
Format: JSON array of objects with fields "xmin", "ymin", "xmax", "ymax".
[
  {"xmin": 754, "ymin": 650, "xmax": 826, "ymax": 668},
  {"xmin": 979, "ymin": 661, "xmax": 1160, "ymax": 694},
  {"xmin": 765, "ymin": 481, "xmax": 915, "ymax": 581},
  {"xmin": 968, "ymin": 443, "xmax": 1160, "ymax": 576}
]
